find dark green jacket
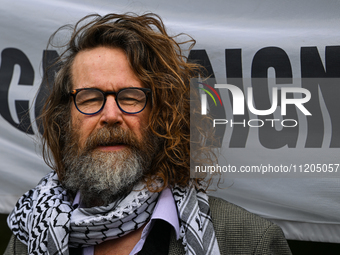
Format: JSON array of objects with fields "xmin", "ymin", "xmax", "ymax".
[{"xmin": 4, "ymin": 196, "xmax": 292, "ymax": 255}]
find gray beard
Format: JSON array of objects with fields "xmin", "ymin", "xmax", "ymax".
[{"xmin": 61, "ymin": 126, "xmax": 160, "ymax": 207}]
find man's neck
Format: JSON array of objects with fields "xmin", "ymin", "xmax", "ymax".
[
  {"xmin": 94, "ymin": 223, "xmax": 146, "ymax": 255},
  {"xmin": 79, "ymin": 186, "xmax": 134, "ymax": 208}
]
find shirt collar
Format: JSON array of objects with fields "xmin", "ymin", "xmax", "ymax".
[{"xmin": 149, "ymin": 187, "xmax": 180, "ymax": 239}]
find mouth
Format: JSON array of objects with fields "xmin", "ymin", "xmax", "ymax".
[{"xmin": 96, "ymin": 143, "xmax": 127, "ymax": 151}]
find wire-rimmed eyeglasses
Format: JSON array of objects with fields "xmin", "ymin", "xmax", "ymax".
[{"xmin": 69, "ymin": 87, "xmax": 151, "ymax": 115}]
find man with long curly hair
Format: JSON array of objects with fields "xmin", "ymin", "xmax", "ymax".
[{"xmin": 5, "ymin": 13, "xmax": 291, "ymax": 255}]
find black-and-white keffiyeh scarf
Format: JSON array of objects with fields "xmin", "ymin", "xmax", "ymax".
[{"xmin": 8, "ymin": 171, "xmax": 220, "ymax": 255}]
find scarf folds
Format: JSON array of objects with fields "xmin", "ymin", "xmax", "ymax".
[
  {"xmin": 172, "ymin": 185, "xmax": 220, "ymax": 255},
  {"xmin": 8, "ymin": 171, "xmax": 220, "ymax": 255},
  {"xmin": 7, "ymin": 171, "xmax": 159, "ymax": 255}
]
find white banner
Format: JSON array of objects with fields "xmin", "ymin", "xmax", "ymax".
[{"xmin": 1, "ymin": 0, "xmax": 340, "ymax": 243}]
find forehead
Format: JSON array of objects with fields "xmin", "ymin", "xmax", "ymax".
[{"xmin": 71, "ymin": 47, "xmax": 142, "ymax": 91}]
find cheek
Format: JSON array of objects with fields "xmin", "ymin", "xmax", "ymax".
[
  {"xmin": 70, "ymin": 106, "xmax": 81, "ymax": 130},
  {"xmin": 136, "ymin": 113, "xmax": 151, "ymax": 138},
  {"xmin": 70, "ymin": 108, "xmax": 88, "ymax": 147},
  {"xmin": 141, "ymin": 101, "xmax": 151, "ymax": 124},
  {"xmin": 124, "ymin": 113, "xmax": 150, "ymax": 140}
]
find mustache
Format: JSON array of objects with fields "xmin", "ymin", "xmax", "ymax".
[{"xmin": 83, "ymin": 126, "xmax": 141, "ymax": 153}]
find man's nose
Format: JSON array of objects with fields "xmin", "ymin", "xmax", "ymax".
[{"xmin": 99, "ymin": 96, "xmax": 123, "ymax": 126}]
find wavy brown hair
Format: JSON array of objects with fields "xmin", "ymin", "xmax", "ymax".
[{"xmin": 40, "ymin": 12, "xmax": 208, "ymax": 191}]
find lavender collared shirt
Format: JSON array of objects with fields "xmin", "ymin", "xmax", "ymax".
[{"xmin": 73, "ymin": 188, "xmax": 180, "ymax": 255}]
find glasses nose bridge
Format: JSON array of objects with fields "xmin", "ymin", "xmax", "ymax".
[
  {"xmin": 104, "ymin": 90, "xmax": 117, "ymax": 97},
  {"xmin": 102, "ymin": 91, "xmax": 123, "ymax": 115},
  {"xmin": 103, "ymin": 91, "xmax": 118, "ymax": 103}
]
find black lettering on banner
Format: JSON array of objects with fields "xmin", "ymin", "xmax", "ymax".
[
  {"xmin": 225, "ymin": 49, "xmax": 249, "ymax": 148},
  {"xmin": 301, "ymin": 46, "xmax": 340, "ymax": 148},
  {"xmin": 1, "ymin": 46, "xmax": 333, "ymax": 148},
  {"xmin": 0, "ymin": 48, "xmax": 34, "ymax": 134},
  {"xmin": 188, "ymin": 49, "xmax": 226, "ymax": 147},
  {"xmin": 35, "ymin": 50, "xmax": 60, "ymax": 134},
  {"xmin": 251, "ymin": 47, "xmax": 298, "ymax": 149}
]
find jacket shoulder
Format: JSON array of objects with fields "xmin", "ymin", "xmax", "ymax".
[
  {"xmin": 4, "ymin": 235, "xmax": 27, "ymax": 255},
  {"xmin": 208, "ymin": 196, "xmax": 292, "ymax": 255}
]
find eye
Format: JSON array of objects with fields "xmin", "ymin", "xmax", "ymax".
[
  {"xmin": 82, "ymin": 96, "xmax": 102, "ymax": 104},
  {"xmin": 78, "ymin": 96, "xmax": 101, "ymax": 105},
  {"xmin": 119, "ymin": 96, "xmax": 142, "ymax": 105},
  {"xmin": 76, "ymin": 90, "xmax": 104, "ymax": 107},
  {"xmin": 118, "ymin": 89, "xmax": 146, "ymax": 105}
]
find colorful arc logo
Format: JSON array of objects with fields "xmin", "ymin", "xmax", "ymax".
[
  {"xmin": 198, "ymin": 82, "xmax": 222, "ymax": 115},
  {"xmin": 198, "ymin": 82, "xmax": 223, "ymax": 106}
]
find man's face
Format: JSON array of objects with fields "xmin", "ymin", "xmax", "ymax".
[
  {"xmin": 62, "ymin": 47, "xmax": 158, "ymax": 206},
  {"xmin": 70, "ymin": 46, "xmax": 151, "ymax": 150}
]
